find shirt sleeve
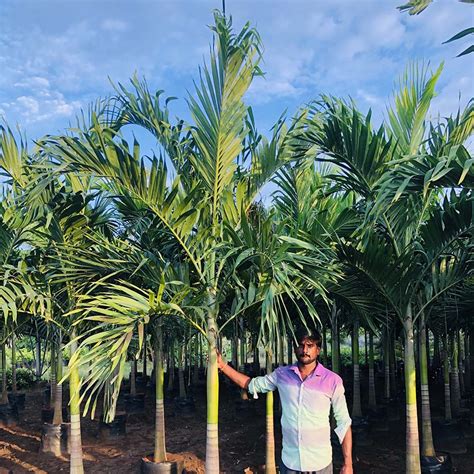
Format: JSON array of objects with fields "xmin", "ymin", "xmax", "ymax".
[
  {"xmin": 332, "ymin": 378, "xmax": 352, "ymax": 444},
  {"xmin": 247, "ymin": 370, "xmax": 278, "ymax": 399}
]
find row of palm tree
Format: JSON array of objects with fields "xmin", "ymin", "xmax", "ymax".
[{"xmin": 0, "ymin": 10, "xmax": 472, "ymax": 474}]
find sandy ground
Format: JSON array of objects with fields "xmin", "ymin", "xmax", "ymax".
[{"xmin": 0, "ymin": 375, "xmax": 473, "ymax": 473}]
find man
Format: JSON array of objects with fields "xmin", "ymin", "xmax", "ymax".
[{"xmin": 217, "ymin": 329, "xmax": 353, "ymax": 474}]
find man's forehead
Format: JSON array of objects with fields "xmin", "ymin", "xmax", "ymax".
[{"xmin": 296, "ymin": 336, "xmax": 316, "ymax": 344}]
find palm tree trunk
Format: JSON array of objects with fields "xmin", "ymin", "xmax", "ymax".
[
  {"xmin": 11, "ymin": 334, "xmax": 17, "ymax": 393},
  {"xmin": 53, "ymin": 340, "xmax": 63, "ymax": 425},
  {"xmin": 442, "ymin": 335, "xmax": 452, "ymax": 422},
  {"xmin": 450, "ymin": 332, "xmax": 461, "ymax": 415},
  {"xmin": 458, "ymin": 331, "xmax": 464, "ymax": 396},
  {"xmin": 390, "ymin": 331, "xmax": 397, "ymax": 397},
  {"xmin": 178, "ymin": 342, "xmax": 186, "ymax": 399},
  {"xmin": 130, "ymin": 358, "xmax": 137, "ymax": 396},
  {"xmin": 240, "ymin": 318, "xmax": 247, "ymax": 368},
  {"xmin": 364, "ymin": 328, "xmax": 368, "ymax": 366},
  {"xmin": 1, "ymin": 341, "xmax": 8, "ymax": 404},
  {"xmin": 465, "ymin": 333, "xmax": 471, "ymax": 391},
  {"xmin": 69, "ymin": 334, "xmax": 84, "ymax": 474},
  {"xmin": 192, "ymin": 336, "xmax": 199, "ymax": 386},
  {"xmin": 35, "ymin": 332, "xmax": 42, "ymax": 382},
  {"xmin": 322, "ymin": 325, "xmax": 328, "ymax": 366},
  {"xmin": 143, "ymin": 336, "xmax": 148, "ymax": 380},
  {"xmin": 419, "ymin": 314, "xmax": 435, "ymax": 457},
  {"xmin": 153, "ymin": 323, "xmax": 166, "ymax": 463},
  {"xmin": 232, "ymin": 319, "xmax": 239, "ymax": 368},
  {"xmin": 265, "ymin": 350, "xmax": 276, "ymax": 474},
  {"xmin": 403, "ymin": 311, "xmax": 420, "ymax": 473},
  {"xmin": 167, "ymin": 339, "xmax": 175, "ymax": 392},
  {"xmin": 368, "ymin": 331, "xmax": 377, "ymax": 410},
  {"xmin": 287, "ymin": 334, "xmax": 292, "ymax": 365},
  {"xmin": 331, "ymin": 303, "xmax": 340, "ymax": 374},
  {"xmin": 384, "ymin": 329, "xmax": 390, "ymax": 401},
  {"xmin": 352, "ymin": 317, "xmax": 362, "ymax": 418},
  {"xmin": 432, "ymin": 330, "xmax": 441, "ymax": 369},
  {"xmin": 205, "ymin": 309, "xmax": 220, "ymax": 474}
]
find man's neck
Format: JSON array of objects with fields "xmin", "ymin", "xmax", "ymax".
[{"xmin": 297, "ymin": 360, "xmax": 318, "ymax": 379}]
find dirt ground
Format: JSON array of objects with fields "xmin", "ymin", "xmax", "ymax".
[{"xmin": 1, "ymin": 377, "xmax": 473, "ymax": 473}]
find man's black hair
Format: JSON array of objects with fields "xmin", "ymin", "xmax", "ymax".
[{"xmin": 293, "ymin": 327, "xmax": 322, "ymax": 348}]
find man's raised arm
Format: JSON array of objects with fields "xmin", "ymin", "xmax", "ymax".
[{"xmin": 217, "ymin": 352, "xmax": 251, "ymax": 389}]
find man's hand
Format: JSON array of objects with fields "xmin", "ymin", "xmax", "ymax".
[
  {"xmin": 216, "ymin": 349, "xmax": 227, "ymax": 370},
  {"xmin": 340, "ymin": 463, "xmax": 353, "ymax": 474}
]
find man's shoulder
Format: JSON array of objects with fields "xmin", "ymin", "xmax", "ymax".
[{"xmin": 319, "ymin": 365, "xmax": 344, "ymax": 385}]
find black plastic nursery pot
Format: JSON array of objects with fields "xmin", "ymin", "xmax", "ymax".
[
  {"xmin": 421, "ymin": 454, "xmax": 452, "ymax": 473},
  {"xmin": 40, "ymin": 422, "xmax": 70, "ymax": 456},
  {"xmin": 8, "ymin": 392, "xmax": 26, "ymax": 410},
  {"xmin": 41, "ymin": 406, "xmax": 69, "ymax": 423},
  {"xmin": 141, "ymin": 456, "xmax": 184, "ymax": 474},
  {"xmin": 98, "ymin": 411, "xmax": 128, "ymax": 440},
  {"xmin": 432, "ymin": 421, "xmax": 467, "ymax": 455},
  {"xmin": 0, "ymin": 402, "xmax": 19, "ymax": 427}
]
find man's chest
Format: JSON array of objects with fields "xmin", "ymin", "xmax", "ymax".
[{"xmin": 277, "ymin": 372, "xmax": 332, "ymax": 416}]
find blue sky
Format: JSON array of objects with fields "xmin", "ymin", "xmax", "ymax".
[{"xmin": 0, "ymin": 0, "xmax": 472, "ymax": 148}]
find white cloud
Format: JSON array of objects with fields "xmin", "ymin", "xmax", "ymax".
[
  {"xmin": 3, "ymin": 91, "xmax": 81, "ymax": 124},
  {"xmin": 101, "ymin": 19, "xmax": 128, "ymax": 32},
  {"xmin": 0, "ymin": 0, "xmax": 471, "ymax": 138}
]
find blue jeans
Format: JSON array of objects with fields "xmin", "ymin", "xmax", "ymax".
[{"xmin": 279, "ymin": 461, "xmax": 333, "ymax": 474}]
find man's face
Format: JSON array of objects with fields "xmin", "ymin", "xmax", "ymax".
[{"xmin": 295, "ymin": 337, "xmax": 320, "ymax": 365}]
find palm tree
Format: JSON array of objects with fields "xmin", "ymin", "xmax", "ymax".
[{"xmin": 300, "ymin": 64, "xmax": 473, "ymax": 472}]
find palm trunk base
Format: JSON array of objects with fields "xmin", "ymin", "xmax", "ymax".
[
  {"xmin": 40, "ymin": 422, "xmax": 71, "ymax": 457},
  {"xmin": 205, "ymin": 423, "xmax": 219, "ymax": 473},
  {"xmin": 141, "ymin": 456, "xmax": 184, "ymax": 473}
]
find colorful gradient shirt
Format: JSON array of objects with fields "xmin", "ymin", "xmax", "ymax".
[{"xmin": 248, "ymin": 362, "xmax": 351, "ymax": 471}]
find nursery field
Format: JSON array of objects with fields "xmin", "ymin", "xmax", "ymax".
[
  {"xmin": 1, "ymin": 370, "xmax": 474, "ymax": 473},
  {"xmin": 0, "ymin": 2, "xmax": 473, "ymax": 474}
]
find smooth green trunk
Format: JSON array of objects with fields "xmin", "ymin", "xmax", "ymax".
[
  {"xmin": 390, "ymin": 331, "xmax": 397, "ymax": 397},
  {"xmin": 368, "ymin": 331, "xmax": 376, "ymax": 410},
  {"xmin": 154, "ymin": 324, "xmax": 166, "ymax": 463},
  {"xmin": 205, "ymin": 311, "xmax": 219, "ymax": 474},
  {"xmin": 11, "ymin": 334, "xmax": 17, "ymax": 393},
  {"xmin": 167, "ymin": 339, "xmax": 175, "ymax": 392},
  {"xmin": 404, "ymin": 312, "xmax": 420, "ymax": 474},
  {"xmin": 450, "ymin": 332, "xmax": 460, "ymax": 414},
  {"xmin": 419, "ymin": 316, "xmax": 435, "ymax": 457},
  {"xmin": 331, "ymin": 303, "xmax": 340, "ymax": 374},
  {"xmin": 143, "ymin": 336, "xmax": 148, "ymax": 379},
  {"xmin": 322, "ymin": 325, "xmax": 328, "ymax": 366},
  {"xmin": 69, "ymin": 335, "xmax": 84, "ymax": 474},
  {"xmin": 1, "ymin": 341, "xmax": 7, "ymax": 404},
  {"xmin": 53, "ymin": 340, "xmax": 63, "ymax": 425},
  {"xmin": 384, "ymin": 329, "xmax": 390, "ymax": 400},
  {"xmin": 352, "ymin": 318, "xmax": 362, "ymax": 418},
  {"xmin": 130, "ymin": 358, "xmax": 137, "ymax": 396},
  {"xmin": 265, "ymin": 351, "xmax": 276, "ymax": 474},
  {"xmin": 465, "ymin": 333, "xmax": 471, "ymax": 391},
  {"xmin": 178, "ymin": 342, "xmax": 186, "ymax": 399},
  {"xmin": 432, "ymin": 330, "xmax": 441, "ymax": 369},
  {"xmin": 458, "ymin": 331, "xmax": 464, "ymax": 396},
  {"xmin": 443, "ymin": 335, "xmax": 452, "ymax": 421}
]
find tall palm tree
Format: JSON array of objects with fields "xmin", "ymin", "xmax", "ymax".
[{"xmin": 300, "ymin": 64, "xmax": 473, "ymax": 472}]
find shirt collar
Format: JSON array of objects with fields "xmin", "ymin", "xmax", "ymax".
[{"xmin": 288, "ymin": 361, "xmax": 324, "ymax": 379}]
